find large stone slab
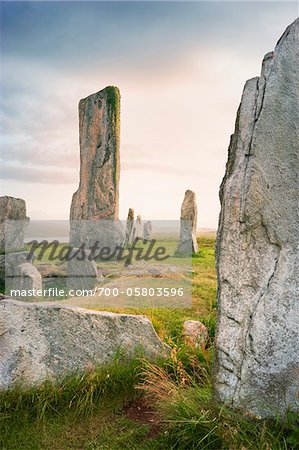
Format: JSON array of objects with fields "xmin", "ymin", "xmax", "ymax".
[
  {"xmin": 70, "ymin": 86, "xmax": 124, "ymax": 249},
  {"xmin": 0, "ymin": 299, "xmax": 168, "ymax": 389},
  {"xmin": 214, "ymin": 19, "xmax": 299, "ymax": 418}
]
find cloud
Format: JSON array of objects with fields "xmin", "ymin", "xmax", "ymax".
[
  {"xmin": 1, "ymin": 2, "xmax": 297, "ymax": 226},
  {"xmin": 122, "ymin": 161, "xmax": 200, "ymax": 176},
  {"xmin": 0, "ymin": 163, "xmax": 77, "ymax": 185},
  {"xmin": 2, "ymin": 2, "xmax": 297, "ymax": 73}
]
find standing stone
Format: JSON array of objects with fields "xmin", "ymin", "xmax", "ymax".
[
  {"xmin": 0, "ymin": 196, "xmax": 28, "ymax": 253},
  {"xmin": 68, "ymin": 87, "xmax": 125, "ymax": 289},
  {"xmin": 70, "ymin": 86, "xmax": 124, "ymax": 249},
  {"xmin": 124, "ymin": 208, "xmax": 134, "ymax": 245},
  {"xmin": 143, "ymin": 221, "xmax": 152, "ymax": 240},
  {"xmin": 132, "ymin": 215, "xmax": 143, "ymax": 240},
  {"xmin": 214, "ymin": 19, "xmax": 299, "ymax": 418},
  {"xmin": 67, "ymin": 248, "xmax": 98, "ymax": 291},
  {"xmin": 0, "ymin": 196, "xmax": 42, "ymax": 298},
  {"xmin": 0, "ymin": 196, "xmax": 28, "ymax": 291},
  {"xmin": 177, "ymin": 190, "xmax": 198, "ymax": 255},
  {"xmin": 70, "ymin": 86, "xmax": 121, "ymax": 222}
]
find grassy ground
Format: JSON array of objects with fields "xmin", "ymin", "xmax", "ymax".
[
  {"xmin": 88, "ymin": 237, "xmax": 217, "ymax": 345},
  {"xmin": 1, "ymin": 237, "xmax": 298, "ymax": 449}
]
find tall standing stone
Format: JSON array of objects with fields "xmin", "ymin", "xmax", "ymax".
[
  {"xmin": 0, "ymin": 196, "xmax": 28, "ymax": 292},
  {"xmin": 70, "ymin": 86, "xmax": 124, "ymax": 250},
  {"xmin": 143, "ymin": 221, "xmax": 152, "ymax": 240},
  {"xmin": 214, "ymin": 19, "xmax": 299, "ymax": 418},
  {"xmin": 0, "ymin": 196, "xmax": 42, "ymax": 297},
  {"xmin": 0, "ymin": 196, "xmax": 28, "ymax": 253},
  {"xmin": 177, "ymin": 190, "xmax": 198, "ymax": 255},
  {"xmin": 70, "ymin": 86, "xmax": 120, "ymax": 222},
  {"xmin": 132, "ymin": 215, "xmax": 143, "ymax": 240},
  {"xmin": 124, "ymin": 208, "xmax": 134, "ymax": 245}
]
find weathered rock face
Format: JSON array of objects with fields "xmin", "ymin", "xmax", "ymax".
[
  {"xmin": 214, "ymin": 19, "xmax": 299, "ymax": 418},
  {"xmin": 124, "ymin": 208, "xmax": 134, "ymax": 245},
  {"xmin": 0, "ymin": 196, "xmax": 28, "ymax": 252},
  {"xmin": 70, "ymin": 86, "xmax": 124, "ymax": 249},
  {"xmin": 0, "ymin": 299, "xmax": 168, "ymax": 390},
  {"xmin": 70, "ymin": 86, "xmax": 120, "ymax": 222},
  {"xmin": 177, "ymin": 190, "xmax": 198, "ymax": 255}
]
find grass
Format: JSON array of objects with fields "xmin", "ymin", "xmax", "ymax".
[
  {"xmin": 138, "ymin": 349, "xmax": 299, "ymax": 450},
  {"xmin": 0, "ymin": 357, "xmax": 147, "ymax": 449},
  {"xmin": 1, "ymin": 348, "xmax": 297, "ymax": 449},
  {"xmin": 90, "ymin": 237, "xmax": 217, "ymax": 346},
  {"xmin": 1, "ymin": 236, "xmax": 298, "ymax": 449}
]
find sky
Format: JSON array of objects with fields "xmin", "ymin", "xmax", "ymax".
[{"xmin": 1, "ymin": 1, "xmax": 298, "ymax": 228}]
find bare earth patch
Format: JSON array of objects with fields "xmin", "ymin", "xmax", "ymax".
[{"xmin": 123, "ymin": 397, "xmax": 162, "ymax": 438}]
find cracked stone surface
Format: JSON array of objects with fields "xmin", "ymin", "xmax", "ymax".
[
  {"xmin": 70, "ymin": 86, "xmax": 124, "ymax": 248},
  {"xmin": 214, "ymin": 19, "xmax": 299, "ymax": 418},
  {"xmin": 0, "ymin": 299, "xmax": 168, "ymax": 389}
]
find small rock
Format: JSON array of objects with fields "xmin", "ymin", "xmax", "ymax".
[
  {"xmin": 183, "ymin": 320, "xmax": 208, "ymax": 348},
  {"xmin": 147, "ymin": 267, "xmax": 161, "ymax": 277}
]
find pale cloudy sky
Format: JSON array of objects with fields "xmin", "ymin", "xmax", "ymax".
[{"xmin": 1, "ymin": 1, "xmax": 298, "ymax": 227}]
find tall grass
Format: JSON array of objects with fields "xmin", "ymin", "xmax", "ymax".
[
  {"xmin": 138, "ymin": 346, "xmax": 299, "ymax": 450},
  {"xmin": 0, "ymin": 357, "xmax": 142, "ymax": 427}
]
